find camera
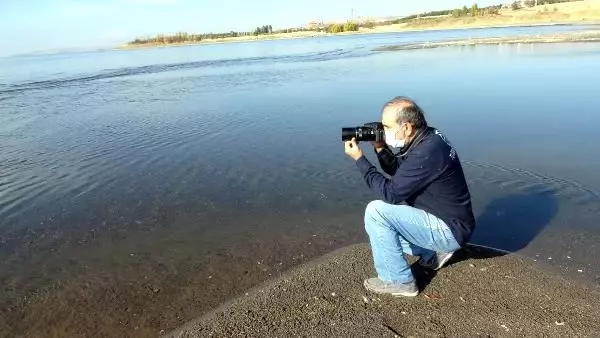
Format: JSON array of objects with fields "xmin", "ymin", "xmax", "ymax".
[{"xmin": 341, "ymin": 122, "xmax": 384, "ymax": 142}]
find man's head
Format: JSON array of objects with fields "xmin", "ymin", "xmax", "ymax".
[{"xmin": 381, "ymin": 96, "xmax": 428, "ymax": 147}]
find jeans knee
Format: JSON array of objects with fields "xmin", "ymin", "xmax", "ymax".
[{"xmin": 364, "ymin": 200, "xmax": 386, "ymax": 234}]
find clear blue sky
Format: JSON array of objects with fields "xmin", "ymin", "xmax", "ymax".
[{"xmin": 0, "ymin": 0, "xmax": 500, "ymax": 56}]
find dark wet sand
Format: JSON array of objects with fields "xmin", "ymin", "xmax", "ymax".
[
  {"xmin": 375, "ymin": 30, "xmax": 600, "ymax": 51},
  {"xmin": 171, "ymin": 244, "xmax": 600, "ymax": 337}
]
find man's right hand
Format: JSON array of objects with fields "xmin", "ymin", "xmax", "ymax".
[{"xmin": 371, "ymin": 141, "xmax": 386, "ymax": 153}]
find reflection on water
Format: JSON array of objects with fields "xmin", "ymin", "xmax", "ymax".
[{"xmin": 1, "ymin": 25, "xmax": 600, "ymax": 335}]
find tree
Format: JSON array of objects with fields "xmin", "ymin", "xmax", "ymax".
[
  {"xmin": 471, "ymin": 3, "xmax": 479, "ymax": 16},
  {"xmin": 525, "ymin": 0, "xmax": 536, "ymax": 7},
  {"xmin": 343, "ymin": 22, "xmax": 358, "ymax": 32},
  {"xmin": 511, "ymin": 1, "xmax": 521, "ymax": 10},
  {"xmin": 327, "ymin": 24, "xmax": 343, "ymax": 33}
]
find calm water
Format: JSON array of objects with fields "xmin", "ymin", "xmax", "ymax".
[{"xmin": 1, "ymin": 25, "xmax": 600, "ymax": 335}]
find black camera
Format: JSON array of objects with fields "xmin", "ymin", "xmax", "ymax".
[{"xmin": 341, "ymin": 122, "xmax": 384, "ymax": 142}]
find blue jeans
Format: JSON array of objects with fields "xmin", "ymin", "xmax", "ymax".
[{"xmin": 364, "ymin": 200, "xmax": 461, "ymax": 284}]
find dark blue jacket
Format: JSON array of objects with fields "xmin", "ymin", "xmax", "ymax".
[{"xmin": 356, "ymin": 127, "xmax": 475, "ymax": 246}]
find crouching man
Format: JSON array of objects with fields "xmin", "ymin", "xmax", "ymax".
[{"xmin": 344, "ymin": 97, "xmax": 475, "ymax": 297}]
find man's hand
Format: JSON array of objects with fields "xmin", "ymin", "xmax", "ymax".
[
  {"xmin": 371, "ymin": 141, "xmax": 386, "ymax": 153},
  {"xmin": 344, "ymin": 137, "xmax": 363, "ymax": 161}
]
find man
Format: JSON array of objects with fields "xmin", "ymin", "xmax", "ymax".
[{"xmin": 344, "ymin": 96, "xmax": 475, "ymax": 297}]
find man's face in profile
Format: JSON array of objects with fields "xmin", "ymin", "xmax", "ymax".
[{"xmin": 381, "ymin": 108, "xmax": 400, "ymax": 132}]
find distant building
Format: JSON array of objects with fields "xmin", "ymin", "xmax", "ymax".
[
  {"xmin": 305, "ymin": 15, "xmax": 402, "ymax": 30},
  {"xmin": 307, "ymin": 20, "xmax": 325, "ymax": 30}
]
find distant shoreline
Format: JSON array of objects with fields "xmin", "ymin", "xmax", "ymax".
[
  {"xmin": 117, "ymin": 22, "xmax": 600, "ymax": 52},
  {"xmin": 375, "ymin": 29, "xmax": 600, "ymax": 51},
  {"xmin": 120, "ymin": 0, "xmax": 600, "ymax": 51}
]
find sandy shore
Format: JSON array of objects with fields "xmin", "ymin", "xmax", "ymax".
[
  {"xmin": 170, "ymin": 244, "xmax": 600, "ymax": 337},
  {"xmin": 376, "ymin": 30, "xmax": 600, "ymax": 51},
  {"xmin": 389, "ymin": 0, "xmax": 600, "ymax": 32}
]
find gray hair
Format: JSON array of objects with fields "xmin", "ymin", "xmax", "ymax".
[{"xmin": 383, "ymin": 96, "xmax": 428, "ymax": 129}]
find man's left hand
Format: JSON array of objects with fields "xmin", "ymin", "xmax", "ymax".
[{"xmin": 344, "ymin": 137, "xmax": 363, "ymax": 161}]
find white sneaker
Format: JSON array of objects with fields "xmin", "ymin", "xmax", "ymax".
[
  {"xmin": 418, "ymin": 251, "xmax": 455, "ymax": 270},
  {"xmin": 363, "ymin": 278, "xmax": 419, "ymax": 297}
]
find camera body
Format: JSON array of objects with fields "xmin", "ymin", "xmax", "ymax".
[{"xmin": 341, "ymin": 122, "xmax": 384, "ymax": 142}]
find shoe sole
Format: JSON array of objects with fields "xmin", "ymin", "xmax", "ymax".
[
  {"xmin": 434, "ymin": 253, "xmax": 454, "ymax": 271},
  {"xmin": 391, "ymin": 291, "xmax": 419, "ymax": 297},
  {"xmin": 365, "ymin": 289, "xmax": 420, "ymax": 297}
]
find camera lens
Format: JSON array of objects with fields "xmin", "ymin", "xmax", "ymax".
[
  {"xmin": 341, "ymin": 128, "xmax": 357, "ymax": 141},
  {"xmin": 342, "ymin": 123, "xmax": 383, "ymax": 142}
]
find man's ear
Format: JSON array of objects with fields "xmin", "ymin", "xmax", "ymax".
[{"xmin": 406, "ymin": 123, "xmax": 415, "ymax": 137}]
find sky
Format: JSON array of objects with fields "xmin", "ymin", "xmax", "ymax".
[{"xmin": 0, "ymin": 0, "xmax": 501, "ymax": 56}]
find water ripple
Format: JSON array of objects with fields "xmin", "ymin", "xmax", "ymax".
[{"xmin": 1, "ymin": 48, "xmax": 371, "ymax": 95}]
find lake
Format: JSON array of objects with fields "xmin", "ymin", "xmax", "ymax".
[{"xmin": 1, "ymin": 24, "xmax": 600, "ymax": 336}]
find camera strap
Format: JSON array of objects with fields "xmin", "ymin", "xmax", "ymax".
[{"xmin": 396, "ymin": 127, "xmax": 429, "ymax": 158}]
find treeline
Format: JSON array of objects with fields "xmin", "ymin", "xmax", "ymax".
[
  {"xmin": 401, "ymin": 9, "xmax": 456, "ymax": 20},
  {"xmin": 254, "ymin": 25, "xmax": 273, "ymax": 35},
  {"xmin": 450, "ymin": 4, "xmax": 502, "ymax": 17},
  {"xmin": 387, "ymin": 4, "xmax": 502, "ymax": 23},
  {"xmin": 513, "ymin": 0, "xmax": 580, "ymax": 11},
  {"xmin": 130, "ymin": 24, "xmax": 284, "ymax": 45},
  {"xmin": 523, "ymin": 0, "xmax": 580, "ymax": 7},
  {"xmin": 131, "ymin": 32, "xmax": 249, "ymax": 44}
]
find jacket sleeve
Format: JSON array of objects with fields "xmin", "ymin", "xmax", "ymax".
[
  {"xmin": 356, "ymin": 151, "xmax": 445, "ymax": 204},
  {"xmin": 375, "ymin": 146, "xmax": 399, "ymax": 176}
]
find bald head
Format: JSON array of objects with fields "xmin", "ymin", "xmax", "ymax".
[{"xmin": 381, "ymin": 97, "xmax": 427, "ymax": 130}]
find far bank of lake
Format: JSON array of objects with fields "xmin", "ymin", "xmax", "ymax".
[
  {"xmin": 375, "ymin": 29, "xmax": 600, "ymax": 51},
  {"xmin": 120, "ymin": 0, "xmax": 600, "ymax": 50}
]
